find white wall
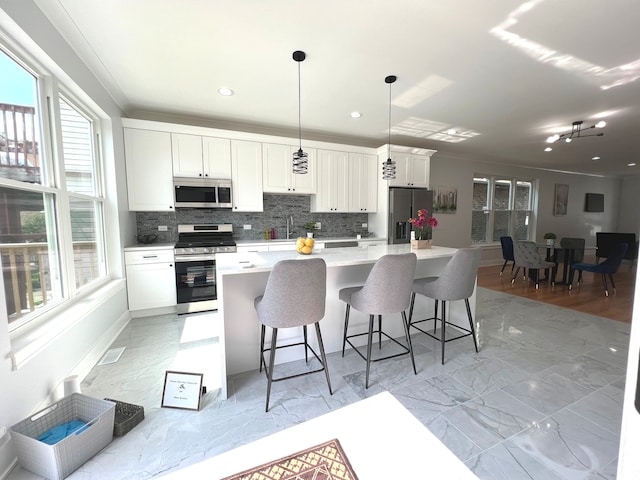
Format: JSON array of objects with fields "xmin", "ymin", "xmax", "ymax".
[
  {"xmin": 618, "ymin": 270, "xmax": 640, "ymax": 478},
  {"xmin": 618, "ymin": 175, "xmax": 640, "ymax": 236},
  {"xmin": 0, "ymin": 2, "xmax": 132, "ymax": 475},
  {"xmin": 429, "ymin": 153, "xmax": 622, "ymax": 264}
]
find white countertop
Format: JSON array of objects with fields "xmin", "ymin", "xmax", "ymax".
[
  {"xmin": 217, "ymin": 243, "xmax": 458, "ymax": 274},
  {"xmin": 158, "ymin": 392, "xmax": 478, "ymax": 479}
]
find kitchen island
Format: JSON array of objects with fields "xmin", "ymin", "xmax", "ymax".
[{"xmin": 215, "ymin": 244, "xmax": 475, "ymax": 398}]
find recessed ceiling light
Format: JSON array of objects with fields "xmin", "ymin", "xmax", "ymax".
[
  {"xmin": 350, "ymin": 111, "xmax": 363, "ymax": 119},
  {"xmin": 592, "ymin": 156, "xmax": 600, "ymax": 160},
  {"xmin": 628, "ymin": 162, "xmax": 637, "ymax": 167},
  {"xmin": 217, "ymin": 87, "xmax": 234, "ymax": 96},
  {"xmin": 446, "ymin": 129, "xmax": 457, "ymax": 135},
  {"xmin": 544, "ymin": 147, "xmax": 552, "ymax": 152}
]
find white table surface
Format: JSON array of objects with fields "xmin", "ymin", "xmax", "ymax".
[
  {"xmin": 158, "ymin": 391, "xmax": 479, "ymax": 479},
  {"xmin": 217, "ymin": 243, "xmax": 460, "ymax": 274}
]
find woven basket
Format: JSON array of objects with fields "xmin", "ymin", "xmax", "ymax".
[{"xmin": 104, "ymin": 398, "xmax": 144, "ymax": 437}]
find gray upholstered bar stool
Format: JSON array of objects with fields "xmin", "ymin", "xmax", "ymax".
[
  {"xmin": 408, "ymin": 247, "xmax": 482, "ymax": 365},
  {"xmin": 254, "ymin": 258, "xmax": 332, "ymax": 412},
  {"xmin": 339, "ymin": 253, "xmax": 417, "ymax": 389}
]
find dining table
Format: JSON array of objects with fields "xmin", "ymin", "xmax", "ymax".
[{"xmin": 542, "ymin": 243, "xmax": 590, "ymax": 285}]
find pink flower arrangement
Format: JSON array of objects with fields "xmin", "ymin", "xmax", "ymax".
[{"xmin": 408, "ymin": 209, "xmax": 438, "ymax": 240}]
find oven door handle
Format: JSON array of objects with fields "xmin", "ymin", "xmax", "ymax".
[{"xmin": 175, "ymin": 255, "xmax": 216, "ymax": 262}]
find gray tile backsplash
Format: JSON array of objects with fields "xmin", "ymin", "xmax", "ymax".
[{"xmin": 135, "ymin": 194, "xmax": 371, "ymax": 243}]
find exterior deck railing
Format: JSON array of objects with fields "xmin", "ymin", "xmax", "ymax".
[{"xmin": 1, "ymin": 241, "xmax": 98, "ymax": 322}]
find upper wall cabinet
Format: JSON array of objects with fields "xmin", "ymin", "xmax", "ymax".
[
  {"xmin": 172, "ymin": 133, "xmax": 231, "ymax": 179},
  {"xmin": 124, "ymin": 128, "xmax": 174, "ymax": 211},
  {"xmin": 348, "ymin": 153, "xmax": 377, "ymax": 212},
  {"xmin": 311, "ymin": 149, "xmax": 349, "ymax": 212},
  {"xmin": 231, "ymin": 140, "xmax": 263, "ymax": 212},
  {"xmin": 262, "ymin": 143, "xmax": 317, "ymax": 194},
  {"xmin": 388, "ymin": 152, "xmax": 431, "ymax": 188}
]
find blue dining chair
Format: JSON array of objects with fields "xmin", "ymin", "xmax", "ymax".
[
  {"xmin": 499, "ymin": 236, "xmax": 515, "ymax": 276},
  {"xmin": 569, "ymin": 242, "xmax": 628, "ymax": 296}
]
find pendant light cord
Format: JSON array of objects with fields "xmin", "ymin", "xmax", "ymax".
[
  {"xmin": 387, "ymin": 80, "xmax": 392, "ymax": 158},
  {"xmin": 298, "ymin": 60, "xmax": 302, "ymax": 150}
]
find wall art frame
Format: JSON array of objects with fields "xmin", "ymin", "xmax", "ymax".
[
  {"xmin": 554, "ymin": 183, "xmax": 569, "ymax": 216},
  {"xmin": 432, "ymin": 185, "xmax": 457, "ymax": 214}
]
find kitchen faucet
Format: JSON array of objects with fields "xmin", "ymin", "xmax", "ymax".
[{"xmin": 286, "ymin": 215, "xmax": 294, "ymax": 239}]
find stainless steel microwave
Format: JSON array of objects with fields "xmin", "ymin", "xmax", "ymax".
[{"xmin": 173, "ymin": 177, "xmax": 232, "ymax": 208}]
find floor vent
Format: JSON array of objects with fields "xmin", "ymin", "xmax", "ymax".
[{"xmin": 98, "ymin": 347, "xmax": 126, "ymax": 366}]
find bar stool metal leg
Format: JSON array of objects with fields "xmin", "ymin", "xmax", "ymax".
[
  {"xmin": 465, "ymin": 298, "xmax": 479, "ymax": 353},
  {"xmin": 441, "ymin": 302, "xmax": 446, "ymax": 365},
  {"xmin": 366, "ymin": 315, "xmax": 374, "ymax": 389},
  {"xmin": 265, "ymin": 329, "xmax": 278, "ymax": 412},
  {"xmin": 259, "ymin": 324, "xmax": 266, "ymax": 372},
  {"xmin": 303, "ymin": 325, "xmax": 309, "ymax": 363},
  {"xmin": 342, "ymin": 304, "xmax": 351, "ymax": 356},
  {"xmin": 401, "ymin": 311, "xmax": 417, "ymax": 374},
  {"xmin": 315, "ymin": 323, "xmax": 333, "ymax": 395}
]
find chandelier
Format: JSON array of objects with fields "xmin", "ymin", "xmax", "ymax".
[{"xmin": 546, "ymin": 120, "xmax": 606, "ymax": 144}]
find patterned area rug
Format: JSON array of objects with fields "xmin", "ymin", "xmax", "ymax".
[{"xmin": 221, "ymin": 438, "xmax": 359, "ymax": 480}]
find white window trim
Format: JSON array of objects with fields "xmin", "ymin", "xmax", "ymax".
[
  {"xmin": 1, "ymin": 38, "xmax": 110, "ymax": 334},
  {"xmin": 473, "ymin": 174, "xmax": 538, "ymax": 244}
]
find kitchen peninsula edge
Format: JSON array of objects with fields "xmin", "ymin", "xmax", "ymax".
[{"xmin": 215, "ymin": 244, "xmax": 474, "ymax": 398}]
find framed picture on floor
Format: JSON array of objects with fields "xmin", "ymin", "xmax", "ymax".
[
  {"xmin": 554, "ymin": 183, "xmax": 569, "ymax": 216},
  {"xmin": 161, "ymin": 370, "xmax": 204, "ymax": 411}
]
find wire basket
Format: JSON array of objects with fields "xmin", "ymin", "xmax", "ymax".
[{"xmin": 104, "ymin": 398, "xmax": 144, "ymax": 437}]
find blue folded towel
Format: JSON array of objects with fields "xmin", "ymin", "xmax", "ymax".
[{"xmin": 37, "ymin": 420, "xmax": 88, "ymax": 445}]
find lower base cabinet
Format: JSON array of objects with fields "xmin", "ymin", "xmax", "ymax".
[{"xmin": 125, "ymin": 249, "xmax": 176, "ymax": 311}]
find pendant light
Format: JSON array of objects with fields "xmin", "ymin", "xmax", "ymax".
[
  {"xmin": 292, "ymin": 50, "xmax": 308, "ymax": 174},
  {"xmin": 382, "ymin": 75, "xmax": 397, "ymax": 180}
]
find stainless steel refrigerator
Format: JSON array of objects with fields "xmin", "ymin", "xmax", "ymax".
[{"xmin": 388, "ymin": 187, "xmax": 433, "ymax": 244}]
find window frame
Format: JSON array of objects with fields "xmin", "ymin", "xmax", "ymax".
[
  {"xmin": 1, "ymin": 42, "xmax": 110, "ymax": 333},
  {"xmin": 472, "ymin": 174, "xmax": 538, "ymax": 245}
]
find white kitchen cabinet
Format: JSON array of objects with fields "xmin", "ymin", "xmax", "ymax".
[
  {"xmin": 348, "ymin": 153, "xmax": 377, "ymax": 212},
  {"xmin": 125, "ymin": 248, "xmax": 176, "ymax": 311},
  {"xmin": 124, "ymin": 128, "xmax": 175, "ymax": 211},
  {"xmin": 311, "ymin": 149, "xmax": 349, "ymax": 212},
  {"xmin": 236, "ymin": 245, "xmax": 269, "ymax": 253},
  {"xmin": 231, "ymin": 139, "xmax": 263, "ymax": 211},
  {"xmin": 172, "ymin": 133, "xmax": 231, "ymax": 179},
  {"xmin": 358, "ymin": 240, "xmax": 387, "ymax": 248},
  {"xmin": 262, "ymin": 143, "xmax": 317, "ymax": 194},
  {"xmin": 203, "ymin": 136, "xmax": 232, "ymax": 178},
  {"xmin": 388, "ymin": 152, "xmax": 430, "ymax": 188},
  {"xmin": 267, "ymin": 243, "xmax": 296, "ymax": 251}
]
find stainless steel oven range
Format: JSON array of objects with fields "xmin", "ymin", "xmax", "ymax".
[{"xmin": 174, "ymin": 224, "xmax": 236, "ymax": 314}]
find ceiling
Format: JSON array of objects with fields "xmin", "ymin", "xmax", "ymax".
[{"xmin": 35, "ymin": 0, "xmax": 640, "ymax": 177}]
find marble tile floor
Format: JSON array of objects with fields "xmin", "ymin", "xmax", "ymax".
[{"xmin": 9, "ymin": 287, "xmax": 630, "ymax": 480}]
